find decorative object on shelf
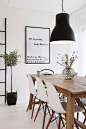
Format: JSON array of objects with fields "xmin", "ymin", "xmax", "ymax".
[
  {"xmin": 25, "ymin": 26, "xmax": 50, "ymax": 64},
  {"xmin": 1, "ymin": 49, "xmax": 21, "ymax": 105},
  {"xmin": 50, "ymin": 0, "xmax": 75, "ymax": 44},
  {"xmin": 57, "ymin": 51, "xmax": 78, "ymax": 80}
]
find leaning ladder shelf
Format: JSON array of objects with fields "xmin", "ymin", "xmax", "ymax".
[{"xmin": 0, "ymin": 18, "xmax": 7, "ymax": 103}]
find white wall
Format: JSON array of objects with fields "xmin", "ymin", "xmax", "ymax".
[{"xmin": 0, "ymin": 6, "xmax": 68, "ymax": 102}]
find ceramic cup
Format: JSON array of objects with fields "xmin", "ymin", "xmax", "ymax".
[{"xmin": 37, "ymin": 71, "xmax": 40, "ymax": 76}]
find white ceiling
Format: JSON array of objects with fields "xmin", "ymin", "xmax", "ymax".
[{"xmin": 0, "ymin": 0, "xmax": 86, "ymax": 14}]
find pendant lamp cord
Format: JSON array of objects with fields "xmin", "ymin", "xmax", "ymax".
[{"xmin": 62, "ymin": 0, "xmax": 65, "ymax": 13}]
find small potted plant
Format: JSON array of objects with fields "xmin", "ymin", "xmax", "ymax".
[
  {"xmin": 57, "ymin": 51, "xmax": 78, "ymax": 80},
  {"xmin": 1, "ymin": 49, "xmax": 21, "ymax": 105}
]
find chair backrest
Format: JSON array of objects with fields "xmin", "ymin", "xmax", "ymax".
[
  {"xmin": 36, "ymin": 77, "xmax": 48, "ymax": 102},
  {"xmin": 28, "ymin": 75, "xmax": 37, "ymax": 95},
  {"xmin": 45, "ymin": 81, "xmax": 66, "ymax": 113},
  {"xmin": 40, "ymin": 69, "xmax": 54, "ymax": 75}
]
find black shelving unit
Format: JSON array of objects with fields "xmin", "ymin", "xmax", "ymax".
[{"xmin": 0, "ymin": 18, "xmax": 7, "ymax": 103}]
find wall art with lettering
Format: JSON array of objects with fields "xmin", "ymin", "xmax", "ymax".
[{"xmin": 25, "ymin": 26, "xmax": 50, "ymax": 64}]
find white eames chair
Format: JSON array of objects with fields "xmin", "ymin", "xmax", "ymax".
[
  {"xmin": 45, "ymin": 81, "xmax": 85, "ymax": 129},
  {"xmin": 81, "ymin": 98, "xmax": 86, "ymax": 106},
  {"xmin": 78, "ymin": 76, "xmax": 86, "ymax": 123},
  {"xmin": 26, "ymin": 75, "xmax": 38, "ymax": 119},
  {"xmin": 81, "ymin": 98, "xmax": 86, "ymax": 124},
  {"xmin": 28, "ymin": 75, "xmax": 37, "ymax": 96},
  {"xmin": 40, "ymin": 69, "xmax": 54, "ymax": 75},
  {"xmin": 77, "ymin": 98, "xmax": 86, "ymax": 124},
  {"xmin": 34, "ymin": 77, "xmax": 49, "ymax": 129}
]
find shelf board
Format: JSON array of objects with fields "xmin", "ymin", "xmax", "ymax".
[
  {"xmin": 0, "ymin": 82, "xmax": 5, "ymax": 83},
  {"xmin": 0, "ymin": 95, "xmax": 5, "ymax": 96},
  {"xmin": 0, "ymin": 31, "xmax": 5, "ymax": 32},
  {"xmin": 0, "ymin": 69, "xmax": 5, "ymax": 70},
  {"xmin": 0, "ymin": 43, "xmax": 5, "ymax": 45}
]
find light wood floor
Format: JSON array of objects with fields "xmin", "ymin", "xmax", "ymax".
[{"xmin": 0, "ymin": 100, "xmax": 84, "ymax": 129}]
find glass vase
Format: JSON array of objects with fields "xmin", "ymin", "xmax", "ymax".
[{"xmin": 62, "ymin": 67, "xmax": 75, "ymax": 80}]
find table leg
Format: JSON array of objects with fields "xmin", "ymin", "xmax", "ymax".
[{"xmin": 66, "ymin": 96, "xmax": 75, "ymax": 129}]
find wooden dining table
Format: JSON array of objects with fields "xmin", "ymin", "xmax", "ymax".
[{"xmin": 27, "ymin": 74, "xmax": 86, "ymax": 129}]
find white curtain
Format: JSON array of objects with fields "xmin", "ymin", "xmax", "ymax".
[{"xmin": 68, "ymin": 7, "xmax": 86, "ymax": 76}]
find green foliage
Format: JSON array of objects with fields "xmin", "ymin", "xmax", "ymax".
[{"xmin": 1, "ymin": 49, "xmax": 21, "ymax": 67}]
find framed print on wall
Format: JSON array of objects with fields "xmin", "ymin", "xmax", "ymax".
[{"xmin": 25, "ymin": 26, "xmax": 50, "ymax": 64}]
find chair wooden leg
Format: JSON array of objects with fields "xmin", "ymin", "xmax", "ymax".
[
  {"xmin": 74, "ymin": 118, "xmax": 79, "ymax": 129},
  {"xmin": 47, "ymin": 105, "xmax": 51, "ymax": 116},
  {"xmin": 60, "ymin": 114, "xmax": 65, "ymax": 127},
  {"xmin": 83, "ymin": 117, "xmax": 86, "ymax": 124},
  {"xmin": 42, "ymin": 103, "xmax": 47, "ymax": 129},
  {"xmin": 65, "ymin": 113, "xmax": 66, "ymax": 119},
  {"xmin": 31, "ymin": 96, "xmax": 36, "ymax": 119},
  {"xmin": 77, "ymin": 113, "xmax": 79, "ymax": 120},
  {"xmin": 58, "ymin": 114, "xmax": 61, "ymax": 129},
  {"xmin": 46, "ymin": 110, "xmax": 54, "ymax": 129},
  {"xmin": 34, "ymin": 101, "xmax": 42, "ymax": 122},
  {"xmin": 26, "ymin": 104, "xmax": 30, "ymax": 112},
  {"xmin": 42, "ymin": 103, "xmax": 44, "ymax": 112}
]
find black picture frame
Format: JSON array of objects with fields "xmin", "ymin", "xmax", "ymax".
[{"xmin": 25, "ymin": 26, "xmax": 50, "ymax": 64}]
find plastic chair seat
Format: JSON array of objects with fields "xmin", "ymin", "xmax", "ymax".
[
  {"xmin": 81, "ymin": 98, "xmax": 86, "ymax": 106},
  {"xmin": 59, "ymin": 97, "xmax": 66, "ymax": 102},
  {"xmin": 61, "ymin": 102, "xmax": 85, "ymax": 113},
  {"xmin": 31, "ymin": 90, "xmax": 38, "ymax": 96},
  {"xmin": 39, "ymin": 95, "xmax": 48, "ymax": 103},
  {"xmin": 28, "ymin": 75, "xmax": 38, "ymax": 96},
  {"xmin": 45, "ymin": 88, "xmax": 65, "ymax": 102},
  {"xmin": 36, "ymin": 77, "xmax": 48, "ymax": 102}
]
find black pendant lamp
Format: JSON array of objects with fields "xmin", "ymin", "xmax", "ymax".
[{"xmin": 50, "ymin": 0, "xmax": 75, "ymax": 44}]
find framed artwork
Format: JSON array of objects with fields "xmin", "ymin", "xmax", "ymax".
[{"xmin": 25, "ymin": 26, "xmax": 50, "ymax": 64}]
